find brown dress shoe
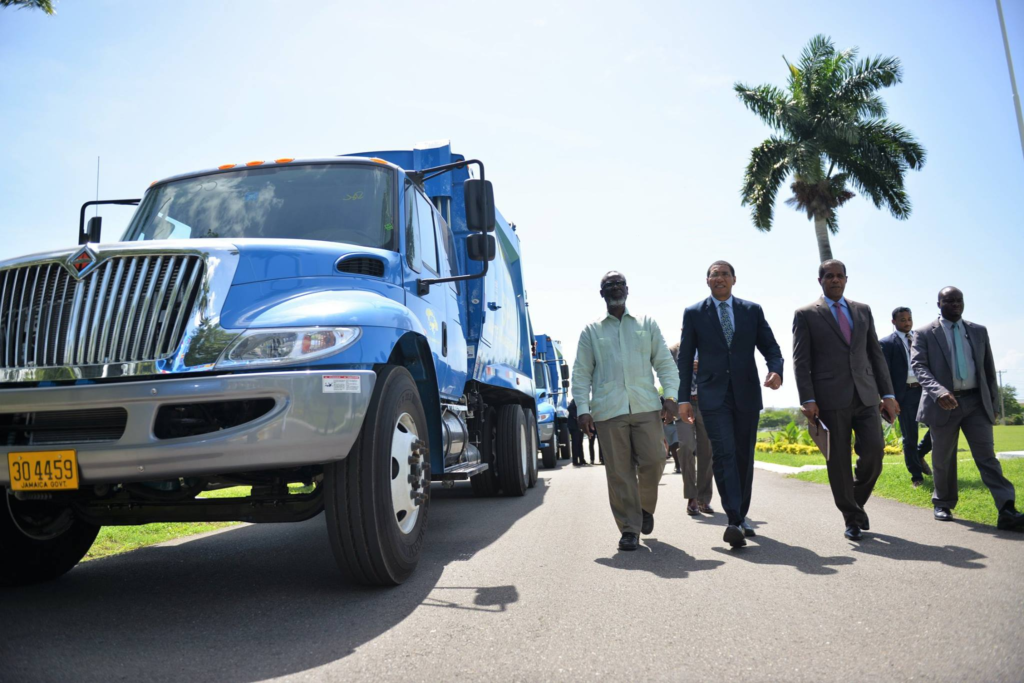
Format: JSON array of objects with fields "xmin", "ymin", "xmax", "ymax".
[
  {"xmin": 698, "ymin": 502, "xmax": 715, "ymax": 514},
  {"xmin": 686, "ymin": 499, "xmax": 700, "ymax": 515}
]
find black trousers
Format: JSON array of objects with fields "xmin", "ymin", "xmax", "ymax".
[
  {"xmin": 569, "ymin": 422, "xmax": 586, "ymax": 465},
  {"xmin": 700, "ymin": 385, "xmax": 759, "ymax": 527},
  {"xmin": 819, "ymin": 396, "xmax": 884, "ymax": 527},
  {"xmin": 898, "ymin": 386, "xmax": 924, "ymax": 481}
]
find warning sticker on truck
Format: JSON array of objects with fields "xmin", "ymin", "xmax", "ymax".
[{"xmin": 322, "ymin": 375, "xmax": 361, "ymax": 393}]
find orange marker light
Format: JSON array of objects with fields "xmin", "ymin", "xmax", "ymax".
[
  {"xmin": 245, "ymin": 160, "xmax": 264, "ymax": 167},
  {"xmin": 218, "ymin": 163, "xmax": 236, "ymax": 170},
  {"xmin": 275, "ymin": 158, "xmax": 295, "ymax": 164},
  {"xmin": 149, "ymin": 180, "xmax": 157, "ymax": 187},
  {"xmin": 370, "ymin": 157, "xmax": 389, "ymax": 165}
]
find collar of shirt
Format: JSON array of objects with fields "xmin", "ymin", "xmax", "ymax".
[
  {"xmin": 824, "ymin": 295, "xmax": 849, "ymax": 312},
  {"xmin": 711, "ymin": 295, "xmax": 734, "ymax": 318},
  {"xmin": 940, "ymin": 315, "xmax": 963, "ymax": 330},
  {"xmin": 603, "ymin": 306, "xmax": 634, "ymax": 323}
]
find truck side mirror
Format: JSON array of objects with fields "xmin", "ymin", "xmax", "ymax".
[
  {"xmin": 466, "ymin": 233, "xmax": 495, "ymax": 262},
  {"xmin": 464, "ymin": 179, "xmax": 495, "ymax": 232},
  {"xmin": 561, "ymin": 380, "xmax": 569, "ymax": 388},
  {"xmin": 80, "ymin": 215, "xmax": 102, "ymax": 245},
  {"xmin": 560, "ymin": 364, "xmax": 569, "ymax": 380}
]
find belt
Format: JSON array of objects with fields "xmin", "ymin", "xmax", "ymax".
[
  {"xmin": 906, "ymin": 382, "xmax": 921, "ymax": 389},
  {"xmin": 952, "ymin": 388, "xmax": 978, "ymax": 397}
]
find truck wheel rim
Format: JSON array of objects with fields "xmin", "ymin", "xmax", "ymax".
[
  {"xmin": 520, "ymin": 423, "xmax": 528, "ymax": 480},
  {"xmin": 6, "ymin": 495, "xmax": 75, "ymax": 541},
  {"xmin": 390, "ymin": 412, "xmax": 423, "ymax": 535}
]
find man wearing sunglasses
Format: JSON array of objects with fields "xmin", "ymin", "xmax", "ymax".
[{"xmin": 572, "ymin": 272, "xmax": 679, "ymax": 552}]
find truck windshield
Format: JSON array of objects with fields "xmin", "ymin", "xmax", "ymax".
[
  {"xmin": 534, "ymin": 361, "xmax": 548, "ymax": 390},
  {"xmin": 123, "ymin": 164, "xmax": 396, "ymax": 250}
]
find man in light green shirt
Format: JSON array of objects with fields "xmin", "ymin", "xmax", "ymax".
[{"xmin": 572, "ymin": 271, "xmax": 679, "ymax": 551}]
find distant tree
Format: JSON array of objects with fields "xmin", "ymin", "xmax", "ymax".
[
  {"xmin": 999, "ymin": 384, "xmax": 1022, "ymax": 419},
  {"xmin": 0, "ymin": 0, "xmax": 55, "ymax": 14},
  {"xmin": 735, "ymin": 35, "xmax": 926, "ymax": 262},
  {"xmin": 759, "ymin": 408, "xmax": 801, "ymax": 431}
]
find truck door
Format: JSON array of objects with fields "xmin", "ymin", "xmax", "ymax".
[
  {"xmin": 435, "ymin": 211, "xmax": 468, "ymax": 398},
  {"xmin": 402, "ymin": 185, "xmax": 451, "ymax": 397}
]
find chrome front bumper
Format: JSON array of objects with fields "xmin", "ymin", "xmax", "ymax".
[
  {"xmin": 538, "ymin": 422, "xmax": 555, "ymax": 443},
  {"xmin": 0, "ymin": 369, "xmax": 376, "ymax": 486}
]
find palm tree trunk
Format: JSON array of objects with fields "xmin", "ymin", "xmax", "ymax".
[{"xmin": 814, "ymin": 216, "xmax": 833, "ymax": 262}]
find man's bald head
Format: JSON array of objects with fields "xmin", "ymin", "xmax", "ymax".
[{"xmin": 937, "ymin": 286, "xmax": 965, "ymax": 322}]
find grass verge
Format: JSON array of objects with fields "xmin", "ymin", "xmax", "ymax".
[{"xmin": 83, "ymin": 484, "xmax": 313, "ymax": 562}]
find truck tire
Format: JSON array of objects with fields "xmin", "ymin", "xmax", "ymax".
[
  {"xmin": 541, "ymin": 431, "xmax": 557, "ymax": 469},
  {"xmin": 524, "ymin": 409, "xmax": 538, "ymax": 488},
  {"xmin": 557, "ymin": 423, "xmax": 571, "ymax": 459},
  {"xmin": 0, "ymin": 495, "xmax": 100, "ymax": 586},
  {"xmin": 470, "ymin": 408, "xmax": 499, "ymax": 497},
  {"xmin": 496, "ymin": 405, "xmax": 528, "ymax": 497},
  {"xmin": 324, "ymin": 365, "xmax": 430, "ymax": 586}
]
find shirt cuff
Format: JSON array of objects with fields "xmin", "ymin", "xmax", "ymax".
[
  {"xmin": 882, "ymin": 394, "xmax": 895, "ymax": 400},
  {"xmin": 802, "ymin": 399, "xmax": 816, "ymax": 404},
  {"xmin": 577, "ymin": 403, "xmax": 590, "ymax": 416}
]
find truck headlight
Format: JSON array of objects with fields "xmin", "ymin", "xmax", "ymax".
[
  {"xmin": 216, "ymin": 327, "xmax": 360, "ymax": 369},
  {"xmin": 538, "ymin": 411, "xmax": 555, "ymax": 424}
]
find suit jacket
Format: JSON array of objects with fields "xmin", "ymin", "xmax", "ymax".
[
  {"xmin": 880, "ymin": 331, "xmax": 913, "ymax": 404},
  {"xmin": 792, "ymin": 297, "xmax": 894, "ymax": 410},
  {"xmin": 677, "ymin": 296, "xmax": 783, "ymax": 413},
  {"xmin": 910, "ymin": 318, "xmax": 999, "ymax": 428}
]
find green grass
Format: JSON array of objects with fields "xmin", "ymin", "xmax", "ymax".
[
  {"xmin": 83, "ymin": 484, "xmax": 314, "ymax": 561},
  {"xmin": 758, "ymin": 426, "xmax": 1024, "ymax": 526}
]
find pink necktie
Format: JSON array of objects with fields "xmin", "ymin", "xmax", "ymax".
[{"xmin": 834, "ymin": 303, "xmax": 852, "ymax": 344}]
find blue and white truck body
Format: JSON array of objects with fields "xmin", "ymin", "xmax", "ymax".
[
  {"xmin": 0, "ymin": 141, "xmax": 538, "ymax": 586},
  {"xmin": 533, "ymin": 334, "xmax": 570, "ymax": 467}
]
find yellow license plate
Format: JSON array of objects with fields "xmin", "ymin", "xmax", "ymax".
[{"xmin": 8, "ymin": 450, "xmax": 79, "ymax": 491}]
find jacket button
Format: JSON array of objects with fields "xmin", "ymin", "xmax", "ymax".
[{"xmin": 726, "ymin": 369, "xmax": 730, "ymax": 374}]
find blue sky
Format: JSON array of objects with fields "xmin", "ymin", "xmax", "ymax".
[{"xmin": 2, "ymin": 0, "xmax": 1022, "ymax": 408}]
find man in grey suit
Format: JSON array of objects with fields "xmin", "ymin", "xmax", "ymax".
[
  {"xmin": 911, "ymin": 287, "xmax": 1024, "ymax": 530},
  {"xmin": 793, "ymin": 260, "xmax": 899, "ymax": 540}
]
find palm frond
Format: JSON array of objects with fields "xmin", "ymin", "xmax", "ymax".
[
  {"xmin": 858, "ymin": 119, "xmax": 927, "ymax": 169},
  {"xmin": 734, "ymin": 83, "xmax": 790, "ymax": 130},
  {"xmin": 740, "ymin": 137, "xmax": 794, "ymax": 231},
  {"xmin": 835, "ymin": 55, "xmax": 903, "ymax": 103}
]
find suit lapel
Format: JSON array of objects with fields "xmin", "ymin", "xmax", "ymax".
[
  {"xmin": 966, "ymin": 321, "xmax": 985, "ymax": 380},
  {"xmin": 703, "ymin": 298, "xmax": 729, "ymax": 347},
  {"xmin": 815, "ymin": 297, "xmax": 849, "ymax": 347},
  {"xmin": 930, "ymin": 320, "xmax": 953, "ymax": 376}
]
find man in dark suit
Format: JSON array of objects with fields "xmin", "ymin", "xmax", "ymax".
[
  {"xmin": 677, "ymin": 260, "xmax": 783, "ymax": 548},
  {"xmin": 793, "ymin": 259, "xmax": 898, "ymax": 541},
  {"xmin": 880, "ymin": 307, "xmax": 932, "ymax": 487},
  {"xmin": 911, "ymin": 287, "xmax": 1024, "ymax": 530}
]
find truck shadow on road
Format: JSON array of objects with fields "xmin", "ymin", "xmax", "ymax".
[
  {"xmin": 0, "ymin": 482, "xmax": 547, "ymax": 683},
  {"xmin": 594, "ymin": 538, "xmax": 724, "ymax": 578}
]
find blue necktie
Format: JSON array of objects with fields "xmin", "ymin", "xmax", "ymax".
[
  {"xmin": 952, "ymin": 323, "xmax": 968, "ymax": 381},
  {"xmin": 719, "ymin": 301, "xmax": 734, "ymax": 347}
]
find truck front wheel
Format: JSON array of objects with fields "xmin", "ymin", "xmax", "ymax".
[
  {"xmin": 496, "ymin": 405, "xmax": 528, "ymax": 497},
  {"xmin": 540, "ymin": 431, "xmax": 557, "ymax": 469},
  {"xmin": 0, "ymin": 494, "xmax": 100, "ymax": 586},
  {"xmin": 324, "ymin": 365, "xmax": 429, "ymax": 586}
]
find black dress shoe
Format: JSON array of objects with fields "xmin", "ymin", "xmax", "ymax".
[
  {"xmin": 919, "ymin": 458, "xmax": 932, "ymax": 476},
  {"xmin": 861, "ymin": 517, "xmax": 870, "ymax": 531},
  {"xmin": 723, "ymin": 525, "xmax": 746, "ymax": 548},
  {"xmin": 844, "ymin": 525, "xmax": 863, "ymax": 541},
  {"xmin": 641, "ymin": 510, "xmax": 654, "ymax": 535},
  {"xmin": 934, "ymin": 506, "xmax": 953, "ymax": 522},
  {"xmin": 740, "ymin": 519, "xmax": 756, "ymax": 537},
  {"xmin": 618, "ymin": 532, "xmax": 639, "ymax": 551},
  {"xmin": 996, "ymin": 506, "xmax": 1024, "ymax": 531}
]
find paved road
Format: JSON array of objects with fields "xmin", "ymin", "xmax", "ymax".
[{"xmin": 2, "ymin": 461, "xmax": 1022, "ymax": 682}]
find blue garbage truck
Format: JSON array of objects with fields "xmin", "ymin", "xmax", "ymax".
[
  {"xmin": 0, "ymin": 141, "xmax": 540, "ymax": 587},
  {"xmin": 533, "ymin": 334, "xmax": 570, "ymax": 468}
]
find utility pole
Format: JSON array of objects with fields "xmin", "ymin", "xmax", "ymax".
[
  {"xmin": 997, "ymin": 369, "xmax": 1007, "ymax": 425},
  {"xmin": 996, "ymin": 0, "xmax": 1024, "ymax": 163}
]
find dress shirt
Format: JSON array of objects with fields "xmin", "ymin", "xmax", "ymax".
[
  {"xmin": 939, "ymin": 316, "xmax": 978, "ymax": 391},
  {"xmin": 572, "ymin": 308, "xmax": 679, "ymax": 422},
  {"xmin": 825, "ymin": 296, "xmax": 854, "ymax": 331},
  {"xmin": 690, "ymin": 350, "xmax": 699, "ymax": 397},
  {"xmin": 713, "ymin": 296, "xmax": 735, "ymax": 328},
  {"xmin": 897, "ymin": 330, "xmax": 917, "ymax": 383}
]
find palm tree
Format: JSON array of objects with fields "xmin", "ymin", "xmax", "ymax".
[{"xmin": 735, "ymin": 35, "xmax": 926, "ymax": 262}]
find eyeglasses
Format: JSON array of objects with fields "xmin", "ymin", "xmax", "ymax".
[{"xmin": 601, "ymin": 280, "xmax": 626, "ymax": 290}]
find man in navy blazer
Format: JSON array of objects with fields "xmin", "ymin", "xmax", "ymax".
[
  {"xmin": 677, "ymin": 260, "xmax": 784, "ymax": 548},
  {"xmin": 880, "ymin": 307, "xmax": 931, "ymax": 487}
]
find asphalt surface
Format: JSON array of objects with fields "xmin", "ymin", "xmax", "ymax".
[{"xmin": 2, "ymin": 459, "xmax": 1023, "ymax": 682}]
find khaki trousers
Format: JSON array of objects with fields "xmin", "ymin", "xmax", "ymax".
[
  {"xmin": 595, "ymin": 410, "xmax": 665, "ymax": 534},
  {"xmin": 678, "ymin": 400, "xmax": 713, "ymax": 504}
]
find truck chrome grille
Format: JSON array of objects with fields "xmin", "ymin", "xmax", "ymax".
[{"xmin": 0, "ymin": 255, "xmax": 205, "ymax": 369}]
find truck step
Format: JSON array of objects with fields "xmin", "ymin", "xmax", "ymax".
[{"xmin": 432, "ymin": 462, "xmax": 489, "ymax": 481}]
